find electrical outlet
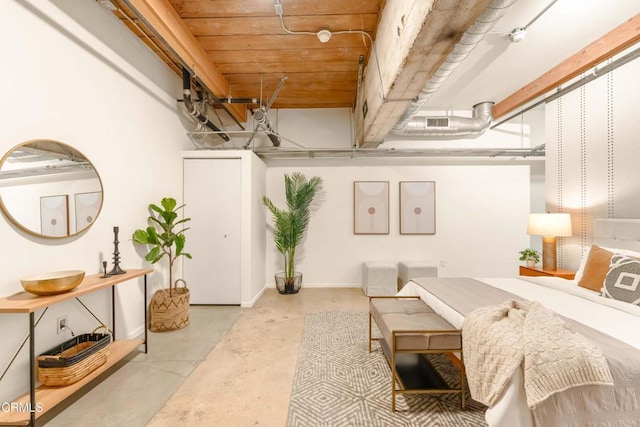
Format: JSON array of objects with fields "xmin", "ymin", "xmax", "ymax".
[
  {"xmin": 57, "ymin": 315, "xmax": 68, "ymax": 334},
  {"xmin": 440, "ymin": 259, "xmax": 446, "ymax": 267}
]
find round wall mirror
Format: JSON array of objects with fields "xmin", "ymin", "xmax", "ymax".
[{"xmin": 0, "ymin": 140, "xmax": 104, "ymax": 238}]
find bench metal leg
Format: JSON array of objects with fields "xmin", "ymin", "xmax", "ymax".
[
  {"xmin": 392, "ymin": 335, "xmax": 397, "ymax": 412},
  {"xmin": 461, "ymin": 351, "xmax": 466, "ymax": 409},
  {"xmin": 368, "ymin": 312, "xmax": 372, "ymax": 353}
]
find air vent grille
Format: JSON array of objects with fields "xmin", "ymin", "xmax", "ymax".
[{"xmin": 426, "ymin": 118, "xmax": 449, "ymax": 127}]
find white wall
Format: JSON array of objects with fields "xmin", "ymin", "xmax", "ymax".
[
  {"xmin": 250, "ymin": 154, "xmax": 267, "ymax": 304},
  {"xmin": 546, "ymin": 50, "xmax": 640, "ymax": 270},
  {"xmin": 252, "ymin": 106, "xmax": 540, "ymax": 287},
  {"xmin": 529, "ymin": 160, "xmax": 546, "ymax": 253},
  {"xmin": 239, "ymin": 108, "xmax": 354, "ymax": 150},
  {"xmin": 264, "ymin": 160, "xmax": 531, "ymax": 287},
  {"xmin": 0, "ymin": 1, "xmax": 189, "ymax": 403}
]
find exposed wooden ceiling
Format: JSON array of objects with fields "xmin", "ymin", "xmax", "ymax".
[
  {"xmin": 111, "ymin": 0, "xmax": 499, "ymax": 145},
  {"xmin": 103, "ymin": 0, "xmax": 639, "ymax": 148},
  {"xmin": 114, "ymin": 0, "xmax": 381, "ymax": 111}
]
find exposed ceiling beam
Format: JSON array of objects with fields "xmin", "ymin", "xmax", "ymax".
[
  {"xmin": 356, "ymin": 0, "xmax": 495, "ymax": 147},
  {"xmin": 493, "ymin": 13, "xmax": 640, "ymax": 120},
  {"xmin": 124, "ymin": 0, "xmax": 246, "ymax": 123}
]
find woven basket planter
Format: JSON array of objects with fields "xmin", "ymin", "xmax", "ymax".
[
  {"xmin": 38, "ymin": 325, "xmax": 111, "ymax": 386},
  {"xmin": 149, "ymin": 279, "xmax": 190, "ymax": 332}
]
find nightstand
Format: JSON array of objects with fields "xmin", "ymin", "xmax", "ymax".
[{"xmin": 519, "ymin": 265, "xmax": 575, "ymax": 280}]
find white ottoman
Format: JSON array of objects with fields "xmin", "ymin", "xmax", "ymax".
[
  {"xmin": 398, "ymin": 261, "xmax": 438, "ymax": 290},
  {"xmin": 362, "ymin": 262, "xmax": 398, "ymax": 296}
]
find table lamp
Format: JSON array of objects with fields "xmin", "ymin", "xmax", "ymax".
[{"xmin": 527, "ymin": 213, "xmax": 572, "ymax": 271}]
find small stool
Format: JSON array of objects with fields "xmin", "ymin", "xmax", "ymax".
[
  {"xmin": 362, "ymin": 262, "xmax": 397, "ymax": 296},
  {"xmin": 398, "ymin": 261, "xmax": 438, "ymax": 290}
]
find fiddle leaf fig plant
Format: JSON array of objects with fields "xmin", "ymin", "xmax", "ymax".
[{"xmin": 133, "ymin": 197, "xmax": 191, "ymax": 296}]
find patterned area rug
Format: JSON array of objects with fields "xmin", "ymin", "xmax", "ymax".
[{"xmin": 287, "ymin": 311, "xmax": 487, "ymax": 426}]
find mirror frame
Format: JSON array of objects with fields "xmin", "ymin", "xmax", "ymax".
[{"xmin": 0, "ymin": 139, "xmax": 104, "ymax": 239}]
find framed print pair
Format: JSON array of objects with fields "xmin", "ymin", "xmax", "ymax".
[
  {"xmin": 353, "ymin": 181, "xmax": 435, "ymax": 235},
  {"xmin": 40, "ymin": 191, "xmax": 102, "ymax": 237}
]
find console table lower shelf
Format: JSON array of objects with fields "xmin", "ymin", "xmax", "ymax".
[{"xmin": 0, "ymin": 339, "xmax": 143, "ymax": 426}]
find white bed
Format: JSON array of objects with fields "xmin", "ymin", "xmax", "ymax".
[{"xmin": 398, "ymin": 218, "xmax": 640, "ymax": 427}]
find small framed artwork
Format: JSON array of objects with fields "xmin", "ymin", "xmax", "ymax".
[
  {"xmin": 399, "ymin": 181, "xmax": 435, "ymax": 235},
  {"xmin": 75, "ymin": 191, "xmax": 102, "ymax": 232},
  {"xmin": 354, "ymin": 181, "xmax": 389, "ymax": 234},
  {"xmin": 40, "ymin": 194, "xmax": 69, "ymax": 237}
]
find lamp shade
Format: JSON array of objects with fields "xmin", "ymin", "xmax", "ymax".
[{"xmin": 527, "ymin": 213, "xmax": 572, "ymax": 237}]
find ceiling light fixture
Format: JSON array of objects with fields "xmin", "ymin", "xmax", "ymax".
[
  {"xmin": 274, "ymin": 0, "xmax": 372, "ymax": 46},
  {"xmin": 489, "ymin": 0, "xmax": 557, "ymax": 43},
  {"xmin": 508, "ymin": 27, "xmax": 527, "ymax": 43},
  {"xmin": 317, "ymin": 29, "xmax": 332, "ymax": 43}
]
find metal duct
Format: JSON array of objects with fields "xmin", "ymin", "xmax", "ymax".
[
  {"xmin": 392, "ymin": 0, "xmax": 518, "ymax": 136},
  {"xmin": 399, "ymin": 102, "xmax": 493, "ymax": 137}
]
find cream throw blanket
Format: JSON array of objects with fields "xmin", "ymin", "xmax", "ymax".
[{"xmin": 462, "ymin": 300, "xmax": 614, "ymax": 408}]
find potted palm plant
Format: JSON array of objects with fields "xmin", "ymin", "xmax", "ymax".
[
  {"xmin": 133, "ymin": 197, "xmax": 192, "ymax": 331},
  {"xmin": 263, "ymin": 172, "xmax": 323, "ymax": 294}
]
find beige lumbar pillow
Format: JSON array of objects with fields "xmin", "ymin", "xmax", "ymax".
[{"xmin": 578, "ymin": 245, "xmax": 613, "ymax": 292}]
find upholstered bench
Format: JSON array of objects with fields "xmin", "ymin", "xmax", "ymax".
[
  {"xmin": 368, "ymin": 296, "xmax": 465, "ymax": 411},
  {"xmin": 397, "ymin": 261, "xmax": 438, "ymax": 290},
  {"xmin": 362, "ymin": 262, "xmax": 397, "ymax": 296}
]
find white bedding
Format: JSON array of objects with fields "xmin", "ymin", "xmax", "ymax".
[{"xmin": 398, "ymin": 276, "xmax": 640, "ymax": 427}]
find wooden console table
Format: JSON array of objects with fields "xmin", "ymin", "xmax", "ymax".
[{"xmin": 0, "ymin": 268, "xmax": 152, "ymax": 426}]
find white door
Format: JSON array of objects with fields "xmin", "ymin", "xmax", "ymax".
[{"xmin": 183, "ymin": 158, "xmax": 241, "ymax": 304}]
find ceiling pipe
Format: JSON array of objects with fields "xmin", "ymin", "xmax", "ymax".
[
  {"xmin": 253, "ymin": 108, "xmax": 281, "ymax": 147},
  {"xmin": 397, "ymin": 102, "xmax": 494, "ymax": 137},
  {"xmin": 182, "ymin": 67, "xmax": 229, "ymax": 142},
  {"xmin": 391, "ymin": 0, "xmax": 518, "ymax": 137},
  {"xmin": 250, "ymin": 145, "xmax": 545, "ymax": 159}
]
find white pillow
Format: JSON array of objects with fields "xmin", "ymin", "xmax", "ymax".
[{"xmin": 574, "ymin": 245, "xmax": 640, "ymax": 283}]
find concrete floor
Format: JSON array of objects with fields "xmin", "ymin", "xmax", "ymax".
[
  {"xmin": 41, "ymin": 288, "xmax": 368, "ymax": 426},
  {"xmin": 41, "ymin": 305, "xmax": 244, "ymax": 426}
]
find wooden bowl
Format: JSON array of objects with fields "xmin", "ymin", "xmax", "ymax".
[{"xmin": 21, "ymin": 270, "xmax": 85, "ymax": 296}]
